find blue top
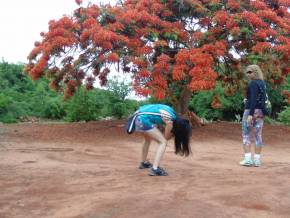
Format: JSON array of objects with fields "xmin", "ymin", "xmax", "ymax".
[
  {"xmin": 245, "ymin": 79, "xmax": 266, "ymax": 115},
  {"xmin": 138, "ymin": 104, "xmax": 177, "ymax": 126}
]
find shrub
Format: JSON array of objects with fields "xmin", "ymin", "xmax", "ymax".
[
  {"xmin": 112, "ymin": 102, "xmax": 127, "ymax": 119},
  {"xmin": 124, "ymin": 99, "xmax": 140, "ymax": 115},
  {"xmin": 8, "ymin": 101, "xmax": 29, "ymax": 118},
  {"xmin": 278, "ymin": 106, "xmax": 290, "ymax": 126},
  {"xmin": 189, "ymin": 90, "xmax": 223, "ymax": 120},
  {"xmin": 64, "ymin": 88, "xmax": 102, "ymax": 122},
  {"xmin": 43, "ymin": 98, "xmax": 66, "ymax": 119},
  {"xmin": 189, "ymin": 83, "xmax": 243, "ymax": 121},
  {"xmin": 0, "ymin": 112, "xmax": 17, "ymax": 123},
  {"xmin": 0, "ymin": 93, "xmax": 14, "ymax": 123},
  {"xmin": 263, "ymin": 116, "xmax": 279, "ymax": 125},
  {"xmin": 0, "ymin": 93, "xmax": 11, "ymax": 115}
]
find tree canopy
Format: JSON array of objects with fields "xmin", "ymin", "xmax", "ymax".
[{"xmin": 25, "ymin": 0, "xmax": 290, "ymax": 113}]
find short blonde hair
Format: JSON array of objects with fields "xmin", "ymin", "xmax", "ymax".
[{"xmin": 245, "ymin": 65, "xmax": 264, "ymax": 80}]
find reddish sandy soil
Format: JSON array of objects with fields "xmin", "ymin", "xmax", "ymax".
[{"xmin": 0, "ymin": 120, "xmax": 290, "ymax": 218}]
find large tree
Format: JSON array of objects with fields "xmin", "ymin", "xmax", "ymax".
[{"xmin": 26, "ymin": 0, "xmax": 290, "ymax": 114}]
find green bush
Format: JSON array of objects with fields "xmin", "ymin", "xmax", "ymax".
[
  {"xmin": 0, "ymin": 112, "xmax": 17, "ymax": 123},
  {"xmin": 0, "ymin": 93, "xmax": 11, "ymax": 114},
  {"xmin": 267, "ymin": 84, "xmax": 285, "ymax": 117},
  {"xmin": 0, "ymin": 61, "xmax": 143, "ymax": 123},
  {"xmin": 110, "ymin": 98, "xmax": 140, "ymax": 119},
  {"xmin": 263, "ymin": 116, "xmax": 279, "ymax": 125},
  {"xmin": 278, "ymin": 106, "xmax": 290, "ymax": 126},
  {"xmin": 0, "ymin": 93, "xmax": 13, "ymax": 123},
  {"xmin": 8, "ymin": 101, "xmax": 29, "ymax": 118},
  {"xmin": 112, "ymin": 102, "xmax": 127, "ymax": 119},
  {"xmin": 64, "ymin": 88, "xmax": 105, "ymax": 122},
  {"xmin": 124, "ymin": 99, "xmax": 140, "ymax": 115},
  {"xmin": 44, "ymin": 98, "xmax": 66, "ymax": 119},
  {"xmin": 189, "ymin": 83, "xmax": 243, "ymax": 121},
  {"xmin": 189, "ymin": 90, "xmax": 223, "ymax": 120}
]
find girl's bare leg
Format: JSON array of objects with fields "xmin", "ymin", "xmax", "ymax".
[
  {"xmin": 144, "ymin": 128, "xmax": 167, "ymax": 169},
  {"xmin": 141, "ymin": 135, "xmax": 151, "ymax": 162}
]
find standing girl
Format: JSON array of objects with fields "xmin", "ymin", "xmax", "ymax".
[
  {"xmin": 127, "ymin": 104, "xmax": 192, "ymax": 176},
  {"xmin": 240, "ymin": 65, "xmax": 268, "ymax": 167}
]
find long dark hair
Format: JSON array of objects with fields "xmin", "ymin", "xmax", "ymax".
[{"xmin": 172, "ymin": 116, "xmax": 192, "ymax": 157}]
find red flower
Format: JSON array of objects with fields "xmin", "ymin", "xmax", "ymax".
[
  {"xmin": 133, "ymin": 58, "xmax": 147, "ymax": 68},
  {"xmin": 255, "ymin": 30, "xmax": 268, "ymax": 39},
  {"xmin": 278, "ymin": 0, "xmax": 290, "ymax": 7},
  {"xmin": 250, "ymin": 0, "xmax": 267, "ymax": 10},
  {"xmin": 138, "ymin": 70, "xmax": 151, "ymax": 78},
  {"xmin": 241, "ymin": 11, "xmax": 267, "ymax": 28},
  {"xmin": 227, "ymin": 0, "xmax": 240, "ymax": 10},
  {"xmin": 211, "ymin": 95, "xmax": 222, "ymax": 109},
  {"xmin": 230, "ymin": 27, "xmax": 240, "ymax": 36},
  {"xmin": 214, "ymin": 11, "xmax": 228, "ymax": 25},
  {"xmin": 154, "ymin": 89, "xmax": 165, "ymax": 100},
  {"xmin": 173, "ymin": 65, "xmax": 186, "ymax": 80},
  {"xmin": 107, "ymin": 53, "xmax": 120, "ymax": 62},
  {"xmin": 226, "ymin": 17, "xmax": 238, "ymax": 29},
  {"xmin": 252, "ymin": 42, "xmax": 271, "ymax": 53}
]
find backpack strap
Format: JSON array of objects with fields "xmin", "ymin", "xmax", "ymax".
[
  {"xmin": 263, "ymin": 82, "xmax": 269, "ymax": 101},
  {"xmin": 137, "ymin": 111, "xmax": 172, "ymax": 119},
  {"xmin": 256, "ymin": 81, "xmax": 268, "ymax": 101}
]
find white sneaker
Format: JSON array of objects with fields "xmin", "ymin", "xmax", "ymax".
[
  {"xmin": 254, "ymin": 159, "xmax": 261, "ymax": 167},
  {"xmin": 239, "ymin": 159, "xmax": 253, "ymax": 166}
]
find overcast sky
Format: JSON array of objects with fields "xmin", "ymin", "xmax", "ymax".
[{"xmin": 0, "ymin": 0, "xmax": 115, "ymax": 64}]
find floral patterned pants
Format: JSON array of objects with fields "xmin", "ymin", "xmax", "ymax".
[{"xmin": 242, "ymin": 109, "xmax": 264, "ymax": 147}]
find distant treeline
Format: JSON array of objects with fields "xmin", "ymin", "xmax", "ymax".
[
  {"xmin": 0, "ymin": 61, "xmax": 289, "ymax": 125},
  {"xmin": 0, "ymin": 61, "xmax": 140, "ymax": 123}
]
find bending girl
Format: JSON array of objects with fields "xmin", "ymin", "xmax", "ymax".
[{"xmin": 128, "ymin": 104, "xmax": 192, "ymax": 176}]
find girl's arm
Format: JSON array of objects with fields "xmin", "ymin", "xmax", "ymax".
[
  {"xmin": 163, "ymin": 120, "xmax": 173, "ymax": 140},
  {"xmin": 159, "ymin": 109, "xmax": 174, "ymax": 140}
]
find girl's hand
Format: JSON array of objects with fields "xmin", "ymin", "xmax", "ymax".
[{"xmin": 247, "ymin": 115, "xmax": 253, "ymax": 125}]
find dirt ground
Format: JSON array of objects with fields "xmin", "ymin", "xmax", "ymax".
[{"xmin": 0, "ymin": 120, "xmax": 289, "ymax": 218}]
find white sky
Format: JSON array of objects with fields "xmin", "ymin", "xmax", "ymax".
[
  {"xmin": 0, "ymin": 0, "xmax": 140, "ymax": 99},
  {"xmin": 0, "ymin": 0, "xmax": 115, "ymax": 64}
]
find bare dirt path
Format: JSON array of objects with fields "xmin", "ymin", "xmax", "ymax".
[{"xmin": 0, "ymin": 121, "xmax": 289, "ymax": 218}]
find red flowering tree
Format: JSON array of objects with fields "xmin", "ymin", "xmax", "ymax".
[{"xmin": 26, "ymin": 0, "xmax": 290, "ymax": 114}]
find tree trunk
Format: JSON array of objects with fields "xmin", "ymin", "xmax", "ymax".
[
  {"xmin": 174, "ymin": 88, "xmax": 204, "ymax": 127},
  {"xmin": 176, "ymin": 88, "xmax": 191, "ymax": 116}
]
